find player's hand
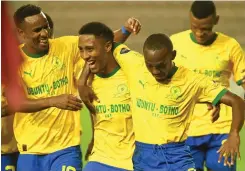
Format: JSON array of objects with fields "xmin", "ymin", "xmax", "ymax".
[
  {"xmin": 207, "ymin": 103, "xmax": 220, "ymax": 123},
  {"xmin": 124, "ymin": 17, "xmax": 141, "ymax": 35},
  {"xmin": 49, "ymin": 94, "xmax": 83, "ymax": 111},
  {"xmin": 85, "ymin": 138, "xmax": 94, "ymax": 161},
  {"xmin": 78, "ymin": 85, "xmax": 99, "ymax": 114},
  {"xmin": 217, "ymin": 131, "xmax": 240, "ymax": 167}
]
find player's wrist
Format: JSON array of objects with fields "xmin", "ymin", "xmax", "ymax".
[
  {"xmin": 46, "ymin": 97, "xmax": 55, "ymax": 108},
  {"xmin": 229, "ymin": 129, "xmax": 240, "ymax": 136},
  {"xmin": 121, "ymin": 26, "xmax": 131, "ymax": 36}
]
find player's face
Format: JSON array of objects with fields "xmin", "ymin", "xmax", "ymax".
[
  {"xmin": 79, "ymin": 35, "xmax": 110, "ymax": 74},
  {"xmin": 18, "ymin": 13, "xmax": 50, "ymax": 53},
  {"xmin": 144, "ymin": 48, "xmax": 176, "ymax": 82},
  {"xmin": 190, "ymin": 12, "xmax": 219, "ymax": 45}
]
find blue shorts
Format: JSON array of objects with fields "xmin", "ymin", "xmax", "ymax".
[
  {"xmin": 1, "ymin": 152, "xmax": 19, "ymax": 171},
  {"xmin": 132, "ymin": 141, "xmax": 196, "ymax": 171},
  {"xmin": 83, "ymin": 161, "xmax": 130, "ymax": 171},
  {"xmin": 17, "ymin": 145, "xmax": 82, "ymax": 171},
  {"xmin": 186, "ymin": 134, "xmax": 236, "ymax": 171}
]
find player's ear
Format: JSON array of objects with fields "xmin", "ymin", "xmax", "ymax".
[
  {"xmin": 16, "ymin": 27, "xmax": 25, "ymax": 40},
  {"xmin": 105, "ymin": 41, "xmax": 112, "ymax": 53},
  {"xmin": 171, "ymin": 50, "xmax": 176, "ymax": 60},
  {"xmin": 214, "ymin": 15, "xmax": 219, "ymax": 25}
]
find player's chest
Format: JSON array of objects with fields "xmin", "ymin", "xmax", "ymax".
[
  {"xmin": 177, "ymin": 47, "xmax": 230, "ymax": 71},
  {"xmin": 21, "ymin": 55, "xmax": 71, "ymax": 84},
  {"xmin": 93, "ymin": 77, "xmax": 130, "ymax": 103},
  {"xmin": 133, "ymin": 75, "xmax": 190, "ymax": 105}
]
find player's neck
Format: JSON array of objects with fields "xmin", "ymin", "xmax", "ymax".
[
  {"xmin": 97, "ymin": 54, "xmax": 120, "ymax": 78},
  {"xmin": 22, "ymin": 44, "xmax": 48, "ymax": 58}
]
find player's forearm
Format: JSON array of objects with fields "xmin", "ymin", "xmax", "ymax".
[
  {"xmin": 15, "ymin": 97, "xmax": 53, "ymax": 113},
  {"xmin": 229, "ymin": 98, "xmax": 245, "ymax": 133},
  {"xmin": 1, "ymin": 105, "xmax": 14, "ymax": 117},
  {"xmin": 113, "ymin": 29, "xmax": 130, "ymax": 43},
  {"xmin": 78, "ymin": 62, "xmax": 90, "ymax": 86}
]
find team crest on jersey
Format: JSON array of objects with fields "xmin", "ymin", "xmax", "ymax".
[
  {"xmin": 120, "ymin": 48, "xmax": 130, "ymax": 54},
  {"xmin": 113, "ymin": 83, "xmax": 130, "ymax": 98},
  {"xmin": 166, "ymin": 86, "xmax": 183, "ymax": 100},
  {"xmin": 53, "ymin": 57, "xmax": 65, "ymax": 70}
]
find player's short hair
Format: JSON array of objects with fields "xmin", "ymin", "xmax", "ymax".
[
  {"xmin": 191, "ymin": 1, "xmax": 216, "ymax": 19},
  {"xmin": 143, "ymin": 33, "xmax": 173, "ymax": 52},
  {"xmin": 14, "ymin": 4, "xmax": 42, "ymax": 28},
  {"xmin": 78, "ymin": 22, "xmax": 114, "ymax": 44},
  {"xmin": 44, "ymin": 13, "xmax": 54, "ymax": 29}
]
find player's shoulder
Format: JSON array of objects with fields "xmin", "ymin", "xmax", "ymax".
[
  {"xmin": 50, "ymin": 36, "xmax": 79, "ymax": 46},
  {"xmin": 113, "ymin": 42, "xmax": 144, "ymax": 60},
  {"xmin": 216, "ymin": 32, "xmax": 241, "ymax": 47},
  {"xmin": 177, "ymin": 66, "xmax": 209, "ymax": 82}
]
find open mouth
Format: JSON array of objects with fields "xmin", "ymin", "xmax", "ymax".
[
  {"xmin": 39, "ymin": 39, "xmax": 48, "ymax": 46},
  {"xmin": 88, "ymin": 60, "xmax": 96, "ymax": 69}
]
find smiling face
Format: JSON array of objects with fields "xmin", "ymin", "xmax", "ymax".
[
  {"xmin": 144, "ymin": 47, "xmax": 176, "ymax": 82},
  {"xmin": 78, "ymin": 34, "xmax": 112, "ymax": 74},
  {"xmin": 18, "ymin": 12, "xmax": 50, "ymax": 54},
  {"xmin": 190, "ymin": 12, "xmax": 219, "ymax": 45}
]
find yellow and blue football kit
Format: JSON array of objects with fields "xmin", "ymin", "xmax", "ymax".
[
  {"xmin": 171, "ymin": 30, "xmax": 245, "ymax": 171},
  {"xmin": 113, "ymin": 44, "xmax": 228, "ymax": 171},
  {"xmin": 1, "ymin": 85, "xmax": 19, "ymax": 171},
  {"xmin": 83, "ymin": 67, "xmax": 134, "ymax": 171},
  {"xmin": 15, "ymin": 36, "xmax": 84, "ymax": 171}
]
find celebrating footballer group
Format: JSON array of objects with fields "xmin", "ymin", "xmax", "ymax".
[{"xmin": 1, "ymin": 1, "xmax": 245, "ymax": 171}]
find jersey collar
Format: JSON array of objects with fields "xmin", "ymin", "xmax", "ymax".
[
  {"xmin": 167, "ymin": 65, "xmax": 178, "ymax": 79},
  {"xmin": 190, "ymin": 32, "xmax": 218, "ymax": 46}
]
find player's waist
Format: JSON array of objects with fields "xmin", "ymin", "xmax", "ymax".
[
  {"xmin": 89, "ymin": 153, "xmax": 133, "ymax": 170},
  {"xmin": 18, "ymin": 143, "xmax": 81, "ymax": 154},
  {"xmin": 135, "ymin": 141, "xmax": 186, "ymax": 150}
]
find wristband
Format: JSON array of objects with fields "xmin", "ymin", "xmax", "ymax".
[{"xmin": 121, "ymin": 26, "xmax": 131, "ymax": 36}]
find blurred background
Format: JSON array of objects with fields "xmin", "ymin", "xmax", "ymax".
[{"xmin": 8, "ymin": 1, "xmax": 245, "ymax": 170}]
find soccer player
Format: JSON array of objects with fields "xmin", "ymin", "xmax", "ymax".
[
  {"xmin": 78, "ymin": 22, "xmax": 134, "ymax": 171},
  {"xmin": 13, "ymin": 4, "xmax": 141, "ymax": 171},
  {"xmin": 1, "ymin": 85, "xmax": 19, "ymax": 171},
  {"xmin": 170, "ymin": 1, "xmax": 245, "ymax": 170},
  {"xmin": 80, "ymin": 32, "xmax": 245, "ymax": 171}
]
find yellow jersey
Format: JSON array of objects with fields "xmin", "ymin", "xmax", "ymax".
[
  {"xmin": 14, "ymin": 36, "xmax": 85, "ymax": 154},
  {"xmin": 1, "ymin": 86, "xmax": 18, "ymax": 154},
  {"xmin": 88, "ymin": 67, "xmax": 134, "ymax": 170},
  {"xmin": 114, "ymin": 44, "xmax": 227, "ymax": 145},
  {"xmin": 171, "ymin": 30, "xmax": 245, "ymax": 136}
]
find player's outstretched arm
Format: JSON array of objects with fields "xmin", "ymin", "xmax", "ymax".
[
  {"xmin": 14, "ymin": 94, "xmax": 83, "ymax": 113},
  {"xmin": 77, "ymin": 62, "xmax": 99, "ymax": 114},
  {"xmin": 113, "ymin": 17, "xmax": 141, "ymax": 43},
  {"xmin": 1, "ymin": 104, "xmax": 14, "ymax": 117},
  {"xmin": 217, "ymin": 91, "xmax": 245, "ymax": 166}
]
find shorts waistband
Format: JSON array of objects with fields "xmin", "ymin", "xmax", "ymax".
[{"xmin": 135, "ymin": 141, "xmax": 185, "ymax": 149}]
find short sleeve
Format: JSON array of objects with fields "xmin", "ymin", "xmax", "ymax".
[{"xmin": 194, "ymin": 74, "xmax": 228, "ymax": 105}]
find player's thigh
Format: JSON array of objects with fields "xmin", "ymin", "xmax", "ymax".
[
  {"xmin": 1, "ymin": 153, "xmax": 18, "ymax": 171},
  {"xmin": 50, "ymin": 146, "xmax": 82, "ymax": 171},
  {"xmin": 186, "ymin": 136, "xmax": 207, "ymax": 170},
  {"xmin": 17, "ymin": 154, "xmax": 41, "ymax": 171},
  {"xmin": 83, "ymin": 161, "xmax": 130, "ymax": 171},
  {"xmin": 206, "ymin": 146, "xmax": 236, "ymax": 171}
]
